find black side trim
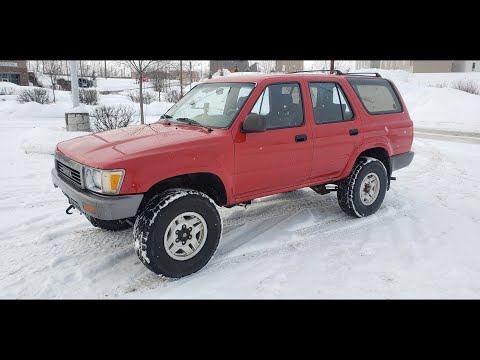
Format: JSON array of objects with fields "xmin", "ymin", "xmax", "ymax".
[{"xmin": 391, "ymin": 151, "xmax": 414, "ymax": 172}]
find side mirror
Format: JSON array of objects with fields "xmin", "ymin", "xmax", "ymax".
[{"xmin": 242, "ymin": 113, "xmax": 266, "ymax": 133}]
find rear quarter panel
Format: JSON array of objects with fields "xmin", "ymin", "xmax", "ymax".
[{"xmin": 336, "ymin": 78, "xmax": 414, "ymax": 180}]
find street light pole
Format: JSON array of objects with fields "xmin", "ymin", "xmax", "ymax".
[
  {"xmin": 69, "ymin": 60, "xmax": 80, "ymax": 107},
  {"xmin": 180, "ymin": 60, "xmax": 183, "ymax": 97}
]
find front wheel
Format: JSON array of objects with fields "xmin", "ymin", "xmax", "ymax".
[
  {"xmin": 337, "ymin": 157, "xmax": 388, "ymax": 218},
  {"xmin": 133, "ymin": 189, "xmax": 222, "ymax": 278}
]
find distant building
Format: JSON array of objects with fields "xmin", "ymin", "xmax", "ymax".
[
  {"xmin": 356, "ymin": 60, "xmax": 454, "ymax": 73},
  {"xmin": 276, "ymin": 60, "xmax": 303, "ymax": 73},
  {"xmin": 452, "ymin": 61, "xmax": 480, "ymax": 72},
  {"xmin": 0, "ymin": 60, "xmax": 29, "ymax": 85}
]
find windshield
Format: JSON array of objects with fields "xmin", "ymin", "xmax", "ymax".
[{"xmin": 163, "ymin": 82, "xmax": 256, "ymax": 128}]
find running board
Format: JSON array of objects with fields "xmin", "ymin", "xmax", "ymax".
[{"xmin": 311, "ymin": 184, "xmax": 338, "ymax": 195}]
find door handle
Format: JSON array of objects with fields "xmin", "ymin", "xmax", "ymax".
[
  {"xmin": 295, "ymin": 134, "xmax": 307, "ymax": 142},
  {"xmin": 349, "ymin": 128, "xmax": 359, "ymax": 136}
]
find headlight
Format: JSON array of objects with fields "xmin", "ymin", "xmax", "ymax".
[{"xmin": 84, "ymin": 167, "xmax": 125, "ymax": 195}]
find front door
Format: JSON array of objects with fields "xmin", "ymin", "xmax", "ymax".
[{"xmin": 234, "ymin": 82, "xmax": 313, "ymax": 200}]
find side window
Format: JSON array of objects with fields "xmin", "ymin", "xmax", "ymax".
[
  {"xmin": 347, "ymin": 78, "xmax": 402, "ymax": 114},
  {"xmin": 249, "ymin": 83, "xmax": 304, "ymax": 130},
  {"xmin": 309, "ymin": 82, "xmax": 354, "ymax": 124}
]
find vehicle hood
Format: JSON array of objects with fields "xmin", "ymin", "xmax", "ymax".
[{"xmin": 56, "ymin": 122, "xmax": 220, "ymax": 168}]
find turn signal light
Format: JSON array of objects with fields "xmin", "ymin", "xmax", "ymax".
[
  {"xmin": 110, "ymin": 174, "xmax": 121, "ymax": 192},
  {"xmin": 83, "ymin": 203, "xmax": 97, "ymax": 214}
]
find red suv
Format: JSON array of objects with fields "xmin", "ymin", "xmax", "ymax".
[{"xmin": 52, "ymin": 72, "xmax": 414, "ymax": 278}]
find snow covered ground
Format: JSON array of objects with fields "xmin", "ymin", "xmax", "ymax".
[{"xmin": 1, "ymin": 75, "xmax": 480, "ymax": 298}]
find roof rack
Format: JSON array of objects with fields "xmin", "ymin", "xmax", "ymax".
[
  {"xmin": 288, "ymin": 69, "xmax": 344, "ymax": 75},
  {"xmin": 344, "ymin": 72, "xmax": 382, "ymax": 78}
]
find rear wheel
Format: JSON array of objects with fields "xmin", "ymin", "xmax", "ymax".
[
  {"xmin": 337, "ymin": 157, "xmax": 388, "ymax": 218},
  {"xmin": 86, "ymin": 216, "xmax": 135, "ymax": 231},
  {"xmin": 133, "ymin": 189, "xmax": 222, "ymax": 278}
]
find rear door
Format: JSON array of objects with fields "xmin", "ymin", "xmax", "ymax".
[{"xmin": 307, "ymin": 81, "xmax": 364, "ymax": 183}]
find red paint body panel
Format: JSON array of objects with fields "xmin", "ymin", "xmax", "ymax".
[
  {"xmin": 56, "ymin": 73, "xmax": 414, "ymax": 206},
  {"xmin": 232, "ymin": 79, "xmax": 313, "ymax": 199},
  {"xmin": 57, "ymin": 123, "xmax": 235, "ymax": 200}
]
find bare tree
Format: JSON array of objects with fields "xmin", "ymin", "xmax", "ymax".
[
  {"xmin": 44, "ymin": 60, "xmax": 62, "ymax": 103},
  {"xmin": 310, "ymin": 60, "xmax": 329, "ymax": 70},
  {"xmin": 310, "ymin": 60, "xmax": 352, "ymax": 73},
  {"xmin": 259, "ymin": 60, "xmax": 276, "ymax": 73},
  {"xmin": 149, "ymin": 61, "xmax": 175, "ymax": 100},
  {"xmin": 126, "ymin": 60, "xmax": 154, "ymax": 124}
]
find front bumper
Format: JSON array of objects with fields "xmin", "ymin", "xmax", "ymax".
[{"xmin": 52, "ymin": 168, "xmax": 144, "ymax": 221}]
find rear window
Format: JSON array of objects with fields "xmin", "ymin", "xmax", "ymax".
[{"xmin": 347, "ymin": 78, "xmax": 402, "ymax": 114}]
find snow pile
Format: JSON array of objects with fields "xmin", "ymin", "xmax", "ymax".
[
  {"xmin": 19, "ymin": 127, "xmax": 89, "ymax": 155},
  {"xmin": 0, "ymin": 99, "xmax": 72, "ymax": 119},
  {"xmin": 0, "ymin": 81, "xmax": 19, "ymax": 88},
  {"xmin": 226, "ymin": 72, "xmax": 263, "ymax": 77},
  {"xmin": 212, "ymin": 68, "xmax": 231, "ymax": 78},
  {"xmin": 0, "ymin": 82, "xmax": 20, "ymax": 96}
]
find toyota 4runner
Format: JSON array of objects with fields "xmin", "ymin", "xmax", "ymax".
[{"xmin": 52, "ymin": 71, "xmax": 414, "ymax": 278}]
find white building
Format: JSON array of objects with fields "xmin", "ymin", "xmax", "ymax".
[
  {"xmin": 356, "ymin": 60, "xmax": 454, "ymax": 73},
  {"xmin": 452, "ymin": 61, "xmax": 479, "ymax": 72}
]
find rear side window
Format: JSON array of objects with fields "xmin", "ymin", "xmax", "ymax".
[
  {"xmin": 347, "ymin": 78, "xmax": 402, "ymax": 114},
  {"xmin": 309, "ymin": 82, "xmax": 354, "ymax": 124}
]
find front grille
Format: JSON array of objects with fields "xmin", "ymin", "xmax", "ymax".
[{"xmin": 56, "ymin": 160, "xmax": 82, "ymax": 188}]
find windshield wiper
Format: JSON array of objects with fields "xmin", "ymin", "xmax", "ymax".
[{"xmin": 175, "ymin": 118, "xmax": 213, "ymax": 132}]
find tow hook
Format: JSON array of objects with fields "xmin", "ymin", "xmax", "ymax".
[{"xmin": 66, "ymin": 205, "xmax": 74, "ymax": 214}]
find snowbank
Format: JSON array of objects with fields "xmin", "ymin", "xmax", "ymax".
[
  {"xmin": 212, "ymin": 68, "xmax": 231, "ymax": 78},
  {"xmin": 0, "ymin": 81, "xmax": 19, "ymax": 88},
  {"xmin": 19, "ymin": 127, "xmax": 89, "ymax": 155}
]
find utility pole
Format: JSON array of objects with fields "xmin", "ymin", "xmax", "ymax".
[
  {"xmin": 69, "ymin": 61, "xmax": 80, "ymax": 108},
  {"xmin": 189, "ymin": 61, "xmax": 192, "ymax": 88},
  {"xmin": 66, "ymin": 60, "xmax": 69, "ymax": 78},
  {"xmin": 330, "ymin": 60, "xmax": 335, "ymax": 74},
  {"xmin": 79, "ymin": 60, "xmax": 83, "ymax": 78},
  {"xmin": 104, "ymin": 60, "xmax": 107, "ymax": 79},
  {"xmin": 180, "ymin": 60, "xmax": 183, "ymax": 97}
]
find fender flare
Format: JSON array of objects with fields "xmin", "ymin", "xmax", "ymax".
[{"xmin": 338, "ymin": 139, "xmax": 393, "ymax": 180}]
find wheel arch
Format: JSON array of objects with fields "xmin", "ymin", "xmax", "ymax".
[
  {"xmin": 339, "ymin": 142, "xmax": 392, "ymax": 182},
  {"xmin": 137, "ymin": 172, "xmax": 228, "ymax": 215}
]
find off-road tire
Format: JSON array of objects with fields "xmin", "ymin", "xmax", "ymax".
[
  {"xmin": 337, "ymin": 156, "xmax": 388, "ymax": 218},
  {"xmin": 133, "ymin": 189, "xmax": 222, "ymax": 278},
  {"xmin": 87, "ymin": 216, "xmax": 135, "ymax": 231}
]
